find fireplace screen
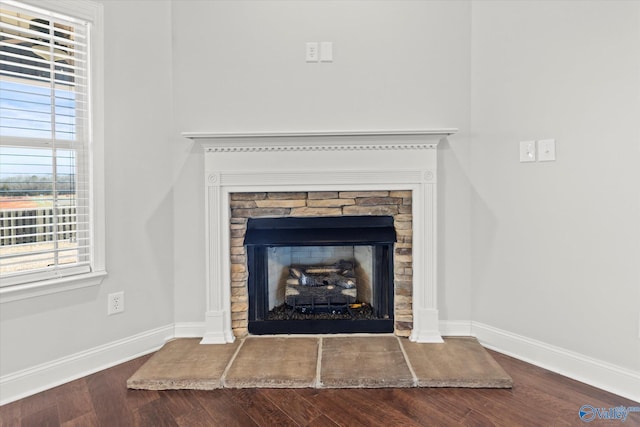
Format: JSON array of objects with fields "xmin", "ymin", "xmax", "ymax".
[{"xmin": 245, "ymin": 216, "xmax": 395, "ymax": 334}]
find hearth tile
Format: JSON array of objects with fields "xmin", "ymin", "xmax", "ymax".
[
  {"xmin": 127, "ymin": 338, "xmax": 239, "ymax": 390},
  {"xmin": 400, "ymin": 337, "xmax": 513, "ymax": 388},
  {"xmin": 320, "ymin": 336, "xmax": 414, "ymax": 388},
  {"xmin": 224, "ymin": 337, "xmax": 319, "ymax": 388}
]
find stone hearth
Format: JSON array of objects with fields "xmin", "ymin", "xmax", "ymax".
[
  {"xmin": 183, "ymin": 129, "xmax": 457, "ymax": 344},
  {"xmin": 127, "ymin": 336, "xmax": 514, "ymax": 390}
]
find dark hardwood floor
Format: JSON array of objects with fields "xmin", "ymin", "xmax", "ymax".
[{"xmin": 1, "ymin": 349, "xmax": 638, "ymax": 426}]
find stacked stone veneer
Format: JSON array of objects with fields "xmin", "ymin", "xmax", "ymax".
[{"xmin": 229, "ymin": 190, "xmax": 413, "ymax": 337}]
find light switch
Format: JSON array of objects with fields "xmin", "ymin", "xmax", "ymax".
[
  {"xmin": 538, "ymin": 139, "xmax": 556, "ymax": 161},
  {"xmin": 306, "ymin": 42, "xmax": 319, "ymax": 62},
  {"xmin": 519, "ymin": 141, "xmax": 536, "ymax": 162},
  {"xmin": 320, "ymin": 42, "xmax": 333, "ymax": 62}
]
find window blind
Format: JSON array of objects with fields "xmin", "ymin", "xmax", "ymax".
[{"xmin": 0, "ymin": 1, "xmax": 92, "ymax": 286}]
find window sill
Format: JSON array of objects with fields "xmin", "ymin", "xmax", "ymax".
[{"xmin": 0, "ymin": 271, "xmax": 107, "ymax": 304}]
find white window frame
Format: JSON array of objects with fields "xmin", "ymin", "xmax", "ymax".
[{"xmin": 0, "ymin": 0, "xmax": 105, "ymax": 303}]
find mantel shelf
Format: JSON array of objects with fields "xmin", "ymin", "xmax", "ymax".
[
  {"xmin": 182, "ymin": 129, "xmax": 458, "ymax": 140},
  {"xmin": 183, "ymin": 129, "xmax": 458, "ymax": 153}
]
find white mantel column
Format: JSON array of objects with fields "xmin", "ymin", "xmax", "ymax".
[
  {"xmin": 202, "ymin": 173, "xmax": 235, "ymax": 344},
  {"xmin": 409, "ymin": 172, "xmax": 444, "ymax": 343}
]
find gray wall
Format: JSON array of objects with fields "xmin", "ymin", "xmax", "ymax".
[
  {"xmin": 2, "ymin": 0, "xmax": 638, "ymax": 398},
  {"xmin": 470, "ymin": 0, "xmax": 640, "ymax": 371},
  {"xmin": 1, "ymin": 0, "xmax": 175, "ymax": 375},
  {"xmin": 171, "ymin": 0, "xmax": 473, "ymax": 325}
]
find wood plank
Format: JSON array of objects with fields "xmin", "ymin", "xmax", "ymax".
[
  {"xmin": 297, "ymin": 388, "xmax": 421, "ymax": 427},
  {"xmin": 295, "ymin": 389, "xmax": 375, "ymax": 427},
  {"xmin": 369, "ymin": 388, "xmax": 465, "ymax": 426},
  {"xmin": 132, "ymin": 399, "xmax": 180, "ymax": 427},
  {"xmin": 60, "ymin": 411, "xmax": 100, "ymax": 427},
  {"xmin": 194, "ymin": 390, "xmax": 258, "ymax": 427},
  {"xmin": 227, "ymin": 389, "xmax": 298, "ymax": 427},
  {"xmin": 85, "ymin": 369, "xmax": 137, "ymax": 426},
  {"xmin": 19, "ymin": 386, "xmax": 57, "ymax": 423},
  {"xmin": 305, "ymin": 414, "xmax": 340, "ymax": 427},
  {"xmin": 155, "ymin": 389, "xmax": 206, "ymax": 421},
  {"xmin": 262, "ymin": 388, "xmax": 324, "ymax": 426},
  {"xmin": 54, "ymin": 379, "xmax": 95, "ymax": 424},
  {"xmin": 0, "ymin": 399, "xmax": 22, "ymax": 427},
  {"xmin": 174, "ymin": 407, "xmax": 221, "ymax": 427},
  {"xmin": 20, "ymin": 405, "xmax": 60, "ymax": 427}
]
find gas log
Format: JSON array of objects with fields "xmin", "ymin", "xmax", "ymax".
[
  {"xmin": 285, "ymin": 260, "xmax": 358, "ymax": 310},
  {"xmin": 289, "ymin": 260, "xmax": 356, "ymax": 289}
]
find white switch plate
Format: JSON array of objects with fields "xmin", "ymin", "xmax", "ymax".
[
  {"xmin": 306, "ymin": 42, "xmax": 319, "ymax": 62},
  {"xmin": 538, "ymin": 139, "xmax": 556, "ymax": 161},
  {"xmin": 320, "ymin": 42, "xmax": 333, "ymax": 62},
  {"xmin": 519, "ymin": 140, "xmax": 536, "ymax": 162}
]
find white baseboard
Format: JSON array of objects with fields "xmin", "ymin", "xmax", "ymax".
[
  {"xmin": 174, "ymin": 321, "xmax": 206, "ymax": 338},
  {"xmin": 472, "ymin": 322, "xmax": 640, "ymax": 403},
  {"xmin": 439, "ymin": 320, "xmax": 472, "ymax": 336},
  {"xmin": 0, "ymin": 324, "xmax": 173, "ymax": 406}
]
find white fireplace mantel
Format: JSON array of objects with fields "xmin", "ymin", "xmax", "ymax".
[
  {"xmin": 184, "ymin": 129, "xmax": 457, "ymax": 344},
  {"xmin": 183, "ymin": 129, "xmax": 457, "ymax": 152},
  {"xmin": 183, "ymin": 129, "xmax": 457, "ymax": 138}
]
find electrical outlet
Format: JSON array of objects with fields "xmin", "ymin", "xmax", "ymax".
[
  {"xmin": 108, "ymin": 291, "xmax": 124, "ymax": 315},
  {"xmin": 306, "ymin": 42, "xmax": 319, "ymax": 62}
]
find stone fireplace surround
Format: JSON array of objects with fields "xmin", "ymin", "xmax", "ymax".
[
  {"xmin": 236, "ymin": 192, "xmax": 403, "ymax": 335},
  {"xmin": 183, "ymin": 129, "xmax": 457, "ymax": 344}
]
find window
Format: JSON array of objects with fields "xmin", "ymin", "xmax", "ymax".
[{"xmin": 0, "ymin": 0, "xmax": 104, "ymax": 295}]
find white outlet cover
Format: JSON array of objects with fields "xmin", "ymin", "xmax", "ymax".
[
  {"xmin": 519, "ymin": 140, "xmax": 536, "ymax": 162},
  {"xmin": 538, "ymin": 139, "xmax": 556, "ymax": 161},
  {"xmin": 306, "ymin": 42, "xmax": 319, "ymax": 62},
  {"xmin": 108, "ymin": 291, "xmax": 125, "ymax": 315}
]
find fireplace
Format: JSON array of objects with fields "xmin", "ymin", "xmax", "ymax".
[
  {"xmin": 245, "ymin": 215, "xmax": 395, "ymax": 334},
  {"xmin": 183, "ymin": 129, "xmax": 457, "ymax": 344},
  {"xmin": 230, "ymin": 190, "xmax": 411, "ymax": 337}
]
